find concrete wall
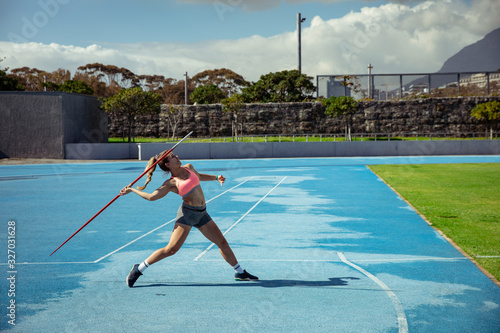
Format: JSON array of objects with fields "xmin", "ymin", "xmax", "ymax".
[
  {"xmin": 65, "ymin": 140, "xmax": 500, "ymax": 160},
  {"xmin": 0, "ymin": 92, "xmax": 107, "ymax": 159}
]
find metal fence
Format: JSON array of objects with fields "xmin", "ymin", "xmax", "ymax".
[
  {"xmin": 316, "ymin": 72, "xmax": 500, "ymax": 100},
  {"xmin": 187, "ymin": 132, "xmax": 499, "ymax": 143}
]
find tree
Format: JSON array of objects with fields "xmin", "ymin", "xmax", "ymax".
[
  {"xmin": 471, "ymin": 101, "xmax": 500, "ymax": 140},
  {"xmin": 221, "ymin": 93, "xmax": 245, "ymax": 141},
  {"xmin": 323, "ymin": 96, "xmax": 358, "ymax": 141},
  {"xmin": 100, "ymin": 87, "xmax": 162, "ymax": 142},
  {"xmin": 45, "ymin": 80, "xmax": 94, "ymax": 95},
  {"xmin": 72, "ymin": 71, "xmax": 109, "ymax": 97},
  {"xmin": 163, "ymin": 105, "xmax": 187, "ymax": 141},
  {"xmin": 9, "ymin": 67, "xmax": 48, "ymax": 91},
  {"xmin": 137, "ymin": 74, "xmax": 166, "ymax": 92},
  {"xmin": 337, "ymin": 75, "xmax": 363, "ymax": 97},
  {"xmin": 49, "ymin": 68, "xmax": 71, "ymax": 85},
  {"xmin": 8, "ymin": 67, "xmax": 74, "ymax": 92},
  {"xmin": 0, "ymin": 58, "xmax": 24, "ymax": 91},
  {"xmin": 190, "ymin": 84, "xmax": 226, "ymax": 104},
  {"xmin": 191, "ymin": 68, "xmax": 249, "ymax": 97},
  {"xmin": 158, "ymin": 78, "xmax": 194, "ymax": 104},
  {"xmin": 0, "ymin": 70, "xmax": 25, "ymax": 91},
  {"xmin": 241, "ymin": 70, "xmax": 315, "ymax": 103},
  {"xmin": 77, "ymin": 63, "xmax": 138, "ymax": 91}
]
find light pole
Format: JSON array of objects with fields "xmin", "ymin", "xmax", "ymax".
[
  {"xmin": 381, "ymin": 84, "xmax": 390, "ymax": 100},
  {"xmin": 367, "ymin": 63, "xmax": 373, "ymax": 99},
  {"xmin": 184, "ymin": 72, "xmax": 188, "ymax": 105},
  {"xmin": 297, "ymin": 13, "xmax": 306, "ymax": 72}
]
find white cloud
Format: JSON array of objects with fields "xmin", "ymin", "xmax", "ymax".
[
  {"xmin": 181, "ymin": 0, "xmax": 429, "ymax": 12},
  {"xmin": 1, "ymin": 0, "xmax": 499, "ymax": 82}
]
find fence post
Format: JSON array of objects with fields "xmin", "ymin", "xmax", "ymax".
[
  {"xmin": 399, "ymin": 75, "xmax": 403, "ymax": 98},
  {"xmin": 487, "ymin": 72, "xmax": 491, "ymax": 95},
  {"xmin": 316, "ymin": 75, "xmax": 319, "ymax": 99}
]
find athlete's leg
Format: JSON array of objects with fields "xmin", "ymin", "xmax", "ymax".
[
  {"xmin": 198, "ymin": 220, "xmax": 238, "ymax": 266},
  {"xmin": 146, "ymin": 223, "xmax": 192, "ymax": 264}
]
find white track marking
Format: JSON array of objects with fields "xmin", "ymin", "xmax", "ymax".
[
  {"xmin": 337, "ymin": 252, "xmax": 408, "ymax": 333},
  {"xmin": 93, "ymin": 177, "xmax": 254, "ymax": 262},
  {"xmin": 0, "ymin": 261, "xmax": 96, "ymax": 265},
  {"xmin": 194, "ymin": 176, "xmax": 287, "ymax": 261},
  {"xmin": 1, "ymin": 255, "xmax": 466, "ymax": 266},
  {"xmin": 94, "ymin": 218, "xmax": 177, "ymax": 263},
  {"xmin": 197, "ymin": 257, "xmax": 466, "ymax": 263},
  {"xmin": 340, "ymin": 256, "xmax": 466, "ymax": 263}
]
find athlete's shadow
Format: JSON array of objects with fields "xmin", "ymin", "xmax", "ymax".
[{"xmin": 135, "ymin": 277, "xmax": 360, "ymax": 288}]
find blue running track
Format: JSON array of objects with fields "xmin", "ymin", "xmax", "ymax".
[{"xmin": 1, "ymin": 155, "xmax": 499, "ymax": 332}]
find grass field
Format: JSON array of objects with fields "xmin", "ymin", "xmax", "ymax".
[
  {"xmin": 109, "ymin": 135, "xmax": 498, "ymax": 143},
  {"xmin": 369, "ymin": 163, "xmax": 500, "ymax": 282}
]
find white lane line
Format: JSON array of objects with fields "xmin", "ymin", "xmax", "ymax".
[
  {"xmin": 2, "ymin": 256, "xmax": 469, "ymax": 266},
  {"xmin": 194, "ymin": 176, "xmax": 287, "ymax": 261},
  {"xmin": 337, "ymin": 252, "xmax": 408, "ymax": 333},
  {"xmin": 94, "ymin": 177, "xmax": 255, "ymax": 263},
  {"xmin": 345, "ymin": 257, "xmax": 467, "ymax": 263},
  {"xmin": 205, "ymin": 177, "xmax": 254, "ymax": 202},
  {"xmin": 94, "ymin": 218, "xmax": 176, "ymax": 263},
  {"xmin": 198, "ymin": 257, "xmax": 466, "ymax": 263},
  {"xmin": 199, "ymin": 259, "xmax": 339, "ymax": 262},
  {"xmin": 0, "ymin": 261, "xmax": 96, "ymax": 265}
]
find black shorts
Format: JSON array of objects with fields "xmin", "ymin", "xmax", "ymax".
[{"xmin": 175, "ymin": 204, "xmax": 212, "ymax": 228}]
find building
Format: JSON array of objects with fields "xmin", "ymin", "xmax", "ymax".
[
  {"xmin": 460, "ymin": 73, "xmax": 500, "ymax": 88},
  {"xmin": 325, "ymin": 78, "xmax": 352, "ymax": 98}
]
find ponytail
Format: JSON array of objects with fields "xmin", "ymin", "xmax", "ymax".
[
  {"xmin": 137, "ymin": 155, "xmax": 157, "ymax": 190},
  {"xmin": 137, "ymin": 150, "xmax": 171, "ymax": 190}
]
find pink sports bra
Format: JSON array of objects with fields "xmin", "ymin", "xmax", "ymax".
[{"xmin": 173, "ymin": 167, "xmax": 200, "ymax": 198}]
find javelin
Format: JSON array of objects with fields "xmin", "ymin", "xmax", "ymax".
[{"xmin": 50, "ymin": 131, "xmax": 193, "ymax": 256}]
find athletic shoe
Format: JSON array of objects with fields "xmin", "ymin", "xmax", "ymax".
[
  {"xmin": 126, "ymin": 264, "xmax": 142, "ymax": 288},
  {"xmin": 235, "ymin": 270, "xmax": 259, "ymax": 281}
]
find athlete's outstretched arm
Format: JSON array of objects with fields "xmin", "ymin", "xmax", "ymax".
[{"xmin": 121, "ymin": 181, "xmax": 172, "ymax": 201}]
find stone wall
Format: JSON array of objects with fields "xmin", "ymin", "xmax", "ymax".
[{"xmin": 108, "ymin": 97, "xmax": 500, "ymax": 138}]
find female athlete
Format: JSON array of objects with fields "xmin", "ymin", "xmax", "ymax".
[{"xmin": 121, "ymin": 151, "xmax": 258, "ymax": 287}]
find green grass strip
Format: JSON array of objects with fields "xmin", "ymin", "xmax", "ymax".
[
  {"xmin": 109, "ymin": 135, "xmax": 498, "ymax": 143},
  {"xmin": 369, "ymin": 163, "xmax": 500, "ymax": 283}
]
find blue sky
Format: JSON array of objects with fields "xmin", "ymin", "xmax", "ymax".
[
  {"xmin": 0, "ymin": 0, "xmax": 498, "ymax": 81},
  {"xmin": 2, "ymin": 0, "xmax": 385, "ymax": 44}
]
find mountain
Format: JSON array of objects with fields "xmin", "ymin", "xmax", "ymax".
[
  {"xmin": 399, "ymin": 27, "xmax": 500, "ymax": 93},
  {"xmin": 438, "ymin": 27, "xmax": 500, "ymax": 73}
]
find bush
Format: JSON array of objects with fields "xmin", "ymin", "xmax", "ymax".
[
  {"xmin": 471, "ymin": 101, "xmax": 500, "ymax": 139},
  {"xmin": 190, "ymin": 84, "xmax": 226, "ymax": 104}
]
